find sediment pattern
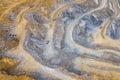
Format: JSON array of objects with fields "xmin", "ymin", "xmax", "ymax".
[{"xmin": 0, "ymin": 0, "xmax": 120, "ymax": 80}]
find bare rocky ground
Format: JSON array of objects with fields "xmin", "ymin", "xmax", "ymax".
[{"xmin": 1, "ymin": 0, "xmax": 120, "ymax": 80}]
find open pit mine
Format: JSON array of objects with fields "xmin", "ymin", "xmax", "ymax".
[{"xmin": 0, "ymin": 0, "xmax": 120, "ymax": 80}]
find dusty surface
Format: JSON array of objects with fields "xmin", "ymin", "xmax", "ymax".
[{"xmin": 0, "ymin": 0, "xmax": 120, "ymax": 80}]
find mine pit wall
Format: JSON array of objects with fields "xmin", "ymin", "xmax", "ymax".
[{"xmin": 0, "ymin": 0, "xmax": 120, "ymax": 80}]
